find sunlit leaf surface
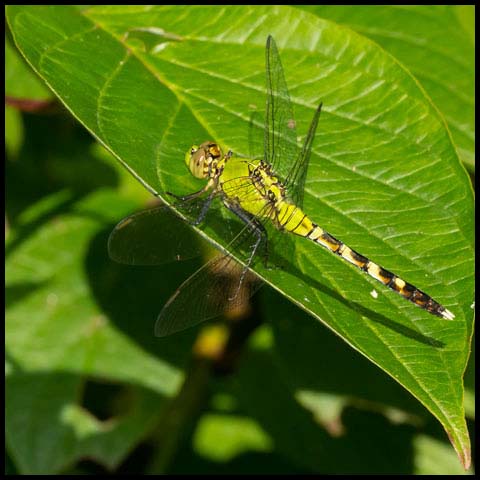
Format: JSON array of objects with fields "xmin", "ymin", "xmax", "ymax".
[{"xmin": 6, "ymin": 5, "xmax": 473, "ymax": 469}]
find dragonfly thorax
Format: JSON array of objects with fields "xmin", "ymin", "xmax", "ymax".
[
  {"xmin": 250, "ymin": 162, "xmax": 286, "ymax": 202},
  {"xmin": 185, "ymin": 141, "xmax": 223, "ymax": 179}
]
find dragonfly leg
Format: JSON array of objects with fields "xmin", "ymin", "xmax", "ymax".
[
  {"xmin": 166, "ymin": 189, "xmax": 205, "ymax": 202},
  {"xmin": 226, "ymin": 203, "xmax": 268, "ymax": 253},
  {"xmin": 191, "ymin": 190, "xmax": 217, "ymax": 226},
  {"xmin": 166, "ymin": 176, "xmax": 216, "ymax": 203},
  {"xmin": 225, "ymin": 202, "xmax": 269, "ymax": 294}
]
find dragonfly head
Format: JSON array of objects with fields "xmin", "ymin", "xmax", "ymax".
[{"xmin": 185, "ymin": 142, "xmax": 223, "ymax": 179}]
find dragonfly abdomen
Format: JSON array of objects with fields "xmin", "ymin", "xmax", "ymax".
[{"xmin": 286, "ymin": 215, "xmax": 454, "ymax": 320}]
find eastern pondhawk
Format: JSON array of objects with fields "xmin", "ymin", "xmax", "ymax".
[{"xmin": 109, "ymin": 35, "xmax": 454, "ymax": 337}]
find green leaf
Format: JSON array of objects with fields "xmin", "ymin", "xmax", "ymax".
[
  {"xmin": 193, "ymin": 413, "xmax": 273, "ymax": 462},
  {"xmin": 5, "ymin": 33, "xmax": 52, "ymax": 100},
  {"xmin": 6, "ymin": 5, "xmax": 474, "ymax": 469},
  {"xmin": 5, "ymin": 106, "xmax": 24, "ymax": 158},
  {"xmin": 299, "ymin": 5, "xmax": 475, "ymax": 173}
]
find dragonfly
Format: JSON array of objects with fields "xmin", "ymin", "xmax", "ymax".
[{"xmin": 109, "ymin": 35, "xmax": 455, "ymax": 337}]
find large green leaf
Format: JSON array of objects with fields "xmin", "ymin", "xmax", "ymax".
[
  {"xmin": 300, "ymin": 5, "xmax": 475, "ymax": 173},
  {"xmin": 6, "ymin": 5, "xmax": 474, "ymax": 468}
]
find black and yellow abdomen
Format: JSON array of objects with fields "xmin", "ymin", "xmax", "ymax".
[{"xmin": 278, "ymin": 203, "xmax": 454, "ymax": 320}]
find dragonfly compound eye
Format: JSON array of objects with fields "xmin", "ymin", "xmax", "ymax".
[
  {"xmin": 185, "ymin": 144, "xmax": 200, "ymax": 171},
  {"xmin": 186, "ymin": 142, "xmax": 218, "ymax": 179}
]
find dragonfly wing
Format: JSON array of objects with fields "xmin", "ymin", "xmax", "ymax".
[
  {"xmin": 154, "ymin": 200, "xmax": 275, "ymax": 336},
  {"xmin": 286, "ymin": 102, "xmax": 323, "ymax": 208},
  {"xmin": 264, "ymin": 35, "xmax": 299, "ymax": 182},
  {"xmin": 248, "ymin": 110, "xmax": 264, "ymax": 160},
  {"xmin": 108, "ymin": 204, "xmax": 204, "ymax": 265},
  {"xmin": 155, "ymin": 251, "xmax": 261, "ymax": 336}
]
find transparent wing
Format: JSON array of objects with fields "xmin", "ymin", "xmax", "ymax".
[
  {"xmin": 264, "ymin": 35, "xmax": 299, "ymax": 184},
  {"xmin": 108, "ymin": 204, "xmax": 204, "ymax": 265},
  {"xmin": 285, "ymin": 102, "xmax": 323, "ymax": 208},
  {"xmin": 155, "ymin": 251, "xmax": 261, "ymax": 337},
  {"xmin": 248, "ymin": 110, "xmax": 264, "ymax": 160},
  {"xmin": 154, "ymin": 202, "xmax": 274, "ymax": 337}
]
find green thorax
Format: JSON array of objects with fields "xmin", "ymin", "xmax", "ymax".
[
  {"xmin": 219, "ymin": 155, "xmax": 287, "ymax": 219},
  {"xmin": 184, "ymin": 142, "xmax": 309, "ymax": 233}
]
